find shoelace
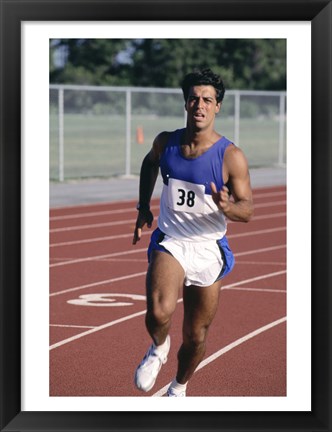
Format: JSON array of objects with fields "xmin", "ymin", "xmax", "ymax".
[{"xmin": 140, "ymin": 346, "xmax": 164, "ymax": 368}]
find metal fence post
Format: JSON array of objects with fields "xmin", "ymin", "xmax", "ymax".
[
  {"xmin": 278, "ymin": 93, "xmax": 286, "ymax": 166},
  {"xmin": 49, "ymin": 85, "xmax": 287, "ymax": 180},
  {"xmin": 125, "ymin": 89, "xmax": 132, "ymax": 177},
  {"xmin": 234, "ymin": 91, "xmax": 240, "ymax": 147},
  {"xmin": 58, "ymin": 87, "xmax": 64, "ymax": 182}
]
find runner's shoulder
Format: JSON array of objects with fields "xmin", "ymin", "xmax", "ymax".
[{"xmin": 152, "ymin": 131, "xmax": 173, "ymax": 158}]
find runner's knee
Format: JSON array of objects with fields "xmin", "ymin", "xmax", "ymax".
[
  {"xmin": 183, "ymin": 324, "xmax": 209, "ymax": 348},
  {"xmin": 147, "ymin": 299, "xmax": 175, "ymax": 326}
]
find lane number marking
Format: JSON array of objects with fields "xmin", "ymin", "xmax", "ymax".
[{"xmin": 67, "ymin": 293, "xmax": 146, "ymax": 307}]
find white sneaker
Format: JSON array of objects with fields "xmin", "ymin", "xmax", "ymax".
[
  {"xmin": 167, "ymin": 387, "xmax": 186, "ymax": 397},
  {"xmin": 134, "ymin": 336, "xmax": 170, "ymax": 392}
]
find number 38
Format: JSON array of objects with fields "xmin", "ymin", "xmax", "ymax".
[{"xmin": 177, "ymin": 188, "xmax": 196, "ymax": 207}]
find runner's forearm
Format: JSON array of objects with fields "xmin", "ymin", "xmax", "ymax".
[
  {"xmin": 222, "ymin": 199, "xmax": 253, "ymax": 222},
  {"xmin": 138, "ymin": 153, "xmax": 159, "ymax": 208}
]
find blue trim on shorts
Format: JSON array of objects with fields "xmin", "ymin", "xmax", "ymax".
[
  {"xmin": 147, "ymin": 228, "xmax": 173, "ymax": 263},
  {"xmin": 216, "ymin": 236, "xmax": 235, "ymax": 280}
]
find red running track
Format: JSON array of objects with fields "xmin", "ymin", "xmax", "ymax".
[{"xmin": 49, "ymin": 185, "xmax": 286, "ymax": 397}]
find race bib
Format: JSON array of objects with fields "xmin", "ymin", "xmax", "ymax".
[{"xmin": 168, "ymin": 178, "xmax": 205, "ymax": 213}]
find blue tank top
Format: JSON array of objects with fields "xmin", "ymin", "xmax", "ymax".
[{"xmin": 158, "ymin": 128, "xmax": 232, "ymax": 241}]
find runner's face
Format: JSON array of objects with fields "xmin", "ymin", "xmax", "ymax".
[{"xmin": 185, "ymin": 85, "xmax": 221, "ymax": 129}]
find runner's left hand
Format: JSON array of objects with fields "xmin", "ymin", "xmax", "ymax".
[{"xmin": 210, "ymin": 182, "xmax": 231, "ymax": 214}]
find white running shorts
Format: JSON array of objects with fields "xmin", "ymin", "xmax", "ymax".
[{"xmin": 148, "ymin": 229, "xmax": 225, "ymax": 287}]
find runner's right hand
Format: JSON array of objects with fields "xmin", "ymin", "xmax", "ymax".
[{"xmin": 132, "ymin": 209, "xmax": 154, "ymax": 245}]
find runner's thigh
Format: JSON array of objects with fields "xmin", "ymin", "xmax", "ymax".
[
  {"xmin": 146, "ymin": 250, "xmax": 185, "ymax": 314},
  {"xmin": 183, "ymin": 280, "xmax": 222, "ymax": 337}
]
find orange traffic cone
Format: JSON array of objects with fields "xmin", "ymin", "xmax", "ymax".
[{"xmin": 136, "ymin": 126, "xmax": 144, "ymax": 144}]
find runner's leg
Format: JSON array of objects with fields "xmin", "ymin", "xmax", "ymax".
[
  {"xmin": 145, "ymin": 250, "xmax": 185, "ymax": 346},
  {"xmin": 176, "ymin": 279, "xmax": 222, "ymax": 384}
]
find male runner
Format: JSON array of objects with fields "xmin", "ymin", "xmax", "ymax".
[{"xmin": 132, "ymin": 68, "xmax": 253, "ymax": 397}]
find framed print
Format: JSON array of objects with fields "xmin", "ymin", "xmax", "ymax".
[{"xmin": 1, "ymin": 0, "xmax": 331, "ymax": 431}]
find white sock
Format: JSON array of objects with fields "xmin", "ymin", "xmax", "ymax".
[
  {"xmin": 169, "ymin": 378, "xmax": 187, "ymax": 394},
  {"xmin": 154, "ymin": 336, "xmax": 169, "ymax": 354}
]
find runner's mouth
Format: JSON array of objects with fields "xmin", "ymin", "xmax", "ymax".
[{"xmin": 193, "ymin": 112, "xmax": 205, "ymax": 119}]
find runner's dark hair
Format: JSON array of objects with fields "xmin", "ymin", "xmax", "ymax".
[{"xmin": 181, "ymin": 68, "xmax": 226, "ymax": 103}]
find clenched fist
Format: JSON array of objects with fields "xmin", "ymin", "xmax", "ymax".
[{"xmin": 210, "ymin": 182, "xmax": 231, "ymax": 214}]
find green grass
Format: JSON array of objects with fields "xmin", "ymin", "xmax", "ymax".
[{"xmin": 50, "ymin": 113, "xmax": 286, "ymax": 181}]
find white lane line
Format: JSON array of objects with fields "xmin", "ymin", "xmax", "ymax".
[
  {"xmin": 253, "ymin": 200, "xmax": 286, "ymax": 209},
  {"xmin": 235, "ymin": 261, "xmax": 285, "ymax": 266},
  {"xmin": 51, "ymin": 232, "xmax": 144, "ymax": 247},
  {"xmin": 50, "ymin": 244, "xmax": 286, "ymax": 267},
  {"xmin": 50, "ymin": 227, "xmax": 286, "ymax": 268},
  {"xmin": 152, "ymin": 316, "xmax": 287, "ymax": 397},
  {"xmin": 236, "ymin": 244, "xmax": 285, "ymax": 257},
  {"xmin": 229, "ymin": 212, "xmax": 285, "ymax": 223},
  {"xmin": 225, "ymin": 286, "xmax": 286, "ymax": 293},
  {"xmin": 49, "ymin": 244, "xmax": 286, "ymax": 267},
  {"xmin": 50, "ymin": 212, "xmax": 286, "ymax": 248},
  {"xmin": 50, "ymin": 286, "xmax": 285, "ymax": 345},
  {"xmin": 50, "ymin": 217, "xmax": 139, "ymax": 233},
  {"xmin": 99, "ymin": 258, "xmax": 148, "ymax": 263},
  {"xmin": 49, "ymin": 270, "xmax": 286, "ymax": 350},
  {"xmin": 253, "ymin": 190, "xmax": 285, "ymax": 199},
  {"xmin": 49, "ymin": 309, "xmax": 147, "ymax": 350},
  {"xmin": 50, "ymin": 324, "xmax": 96, "ymax": 329},
  {"xmin": 230, "ymin": 226, "xmax": 285, "ymax": 239},
  {"xmin": 49, "ymin": 191, "xmax": 286, "ymax": 221},
  {"xmin": 50, "ymin": 271, "xmax": 147, "ymax": 297},
  {"xmin": 49, "ymin": 201, "xmax": 286, "ymax": 233},
  {"xmin": 50, "ymin": 268, "xmax": 286, "ymax": 298},
  {"xmin": 50, "ymin": 247, "xmax": 147, "ymax": 268},
  {"xmin": 50, "ymin": 205, "xmax": 160, "ymax": 221},
  {"xmin": 223, "ymin": 270, "xmax": 286, "ymax": 285}
]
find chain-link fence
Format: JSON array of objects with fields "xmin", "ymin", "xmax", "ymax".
[{"xmin": 50, "ymin": 85, "xmax": 286, "ymax": 181}]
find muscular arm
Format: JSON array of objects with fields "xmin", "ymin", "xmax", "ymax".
[
  {"xmin": 132, "ymin": 132, "xmax": 169, "ymax": 244},
  {"xmin": 137, "ymin": 149, "xmax": 160, "ymax": 209},
  {"xmin": 210, "ymin": 144, "xmax": 254, "ymax": 222}
]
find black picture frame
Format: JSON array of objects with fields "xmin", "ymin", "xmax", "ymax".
[{"xmin": 1, "ymin": 0, "xmax": 331, "ymax": 431}]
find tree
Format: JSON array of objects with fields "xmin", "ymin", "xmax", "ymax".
[
  {"xmin": 50, "ymin": 38, "xmax": 286, "ymax": 90},
  {"xmin": 50, "ymin": 39, "xmax": 132, "ymax": 85}
]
